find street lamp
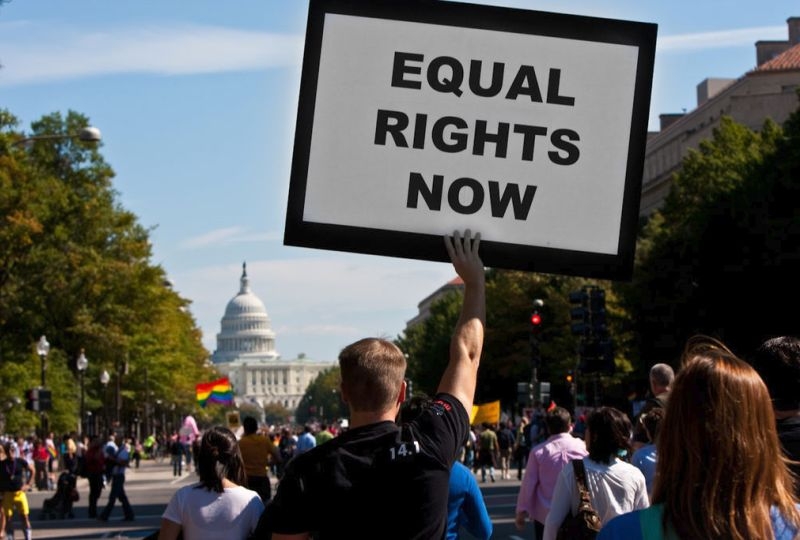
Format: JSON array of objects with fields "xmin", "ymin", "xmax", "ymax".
[
  {"xmin": 36, "ymin": 335, "xmax": 50, "ymax": 437},
  {"xmin": 12, "ymin": 126, "xmax": 102, "ymax": 147},
  {"xmin": 36, "ymin": 335, "xmax": 50, "ymax": 388},
  {"xmin": 76, "ymin": 349, "xmax": 88, "ymax": 436},
  {"xmin": 100, "ymin": 369, "xmax": 110, "ymax": 434}
]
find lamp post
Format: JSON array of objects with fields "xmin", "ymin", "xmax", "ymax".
[
  {"xmin": 100, "ymin": 370, "xmax": 110, "ymax": 435},
  {"xmin": 36, "ymin": 335, "xmax": 50, "ymax": 388},
  {"xmin": 76, "ymin": 349, "xmax": 88, "ymax": 436},
  {"xmin": 36, "ymin": 335, "xmax": 50, "ymax": 436},
  {"xmin": 12, "ymin": 126, "xmax": 102, "ymax": 148}
]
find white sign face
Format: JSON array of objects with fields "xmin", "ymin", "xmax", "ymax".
[{"xmin": 285, "ymin": 0, "xmax": 657, "ymax": 280}]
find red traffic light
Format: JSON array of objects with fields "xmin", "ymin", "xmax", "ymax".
[{"xmin": 530, "ymin": 312, "xmax": 542, "ymax": 326}]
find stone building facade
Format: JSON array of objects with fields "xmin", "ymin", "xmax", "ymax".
[{"xmin": 641, "ymin": 17, "xmax": 800, "ymax": 216}]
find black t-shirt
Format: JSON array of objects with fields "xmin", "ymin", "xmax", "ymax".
[
  {"xmin": 0, "ymin": 457, "xmax": 28, "ymax": 491},
  {"xmin": 262, "ymin": 393, "xmax": 469, "ymax": 539},
  {"xmin": 497, "ymin": 427, "xmax": 515, "ymax": 450}
]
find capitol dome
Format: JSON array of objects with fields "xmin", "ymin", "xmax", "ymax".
[{"xmin": 212, "ymin": 262, "xmax": 279, "ymax": 364}]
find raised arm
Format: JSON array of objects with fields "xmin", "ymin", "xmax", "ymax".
[{"xmin": 438, "ymin": 229, "xmax": 486, "ymax": 415}]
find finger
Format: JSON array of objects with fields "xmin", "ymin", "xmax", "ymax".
[
  {"xmin": 452, "ymin": 230, "xmax": 463, "ymax": 256},
  {"xmin": 444, "ymin": 234, "xmax": 456, "ymax": 260},
  {"xmin": 463, "ymin": 229, "xmax": 471, "ymax": 253},
  {"xmin": 472, "ymin": 232, "xmax": 481, "ymax": 255}
]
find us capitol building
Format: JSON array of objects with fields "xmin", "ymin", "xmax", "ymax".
[{"xmin": 211, "ymin": 263, "xmax": 332, "ymax": 413}]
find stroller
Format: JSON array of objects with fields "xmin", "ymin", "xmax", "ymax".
[{"xmin": 40, "ymin": 471, "xmax": 78, "ymax": 519}]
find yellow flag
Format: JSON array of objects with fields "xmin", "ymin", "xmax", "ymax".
[{"xmin": 470, "ymin": 400, "xmax": 501, "ymax": 425}]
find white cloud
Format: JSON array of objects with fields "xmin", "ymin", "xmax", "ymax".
[
  {"xmin": 0, "ymin": 16, "xmax": 789, "ymax": 88},
  {"xmin": 181, "ymin": 227, "xmax": 245, "ymax": 249},
  {"xmin": 181, "ymin": 227, "xmax": 282, "ymax": 249},
  {"xmin": 0, "ymin": 23, "xmax": 304, "ymax": 87},
  {"xmin": 657, "ymin": 26, "xmax": 785, "ymax": 52}
]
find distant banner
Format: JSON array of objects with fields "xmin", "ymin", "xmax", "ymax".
[{"xmin": 470, "ymin": 400, "xmax": 501, "ymax": 425}]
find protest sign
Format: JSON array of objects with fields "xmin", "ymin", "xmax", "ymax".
[{"xmin": 284, "ymin": 0, "xmax": 657, "ymax": 280}]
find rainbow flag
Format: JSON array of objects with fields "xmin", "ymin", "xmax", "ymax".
[{"xmin": 196, "ymin": 377, "xmax": 234, "ymax": 408}]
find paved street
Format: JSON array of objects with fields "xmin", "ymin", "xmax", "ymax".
[
  {"xmin": 21, "ymin": 458, "xmax": 193, "ymax": 540},
  {"xmin": 20, "ymin": 459, "xmax": 535, "ymax": 540}
]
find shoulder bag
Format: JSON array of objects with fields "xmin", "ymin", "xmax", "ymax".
[{"xmin": 556, "ymin": 458, "xmax": 602, "ymax": 540}]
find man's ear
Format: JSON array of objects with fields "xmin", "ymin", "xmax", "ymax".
[
  {"xmin": 397, "ymin": 379, "xmax": 407, "ymax": 405},
  {"xmin": 340, "ymin": 384, "xmax": 350, "ymax": 405}
]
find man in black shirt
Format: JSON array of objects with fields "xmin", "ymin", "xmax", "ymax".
[
  {"xmin": 747, "ymin": 336, "xmax": 800, "ymax": 496},
  {"xmin": 262, "ymin": 230, "xmax": 485, "ymax": 539}
]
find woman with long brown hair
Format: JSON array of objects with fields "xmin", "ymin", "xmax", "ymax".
[{"xmin": 599, "ymin": 336, "xmax": 800, "ymax": 539}]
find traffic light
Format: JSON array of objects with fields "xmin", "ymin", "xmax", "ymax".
[
  {"xmin": 517, "ymin": 382, "xmax": 533, "ymax": 404},
  {"xmin": 590, "ymin": 288, "xmax": 607, "ymax": 336},
  {"xmin": 569, "ymin": 290, "xmax": 590, "ymax": 336},
  {"xmin": 529, "ymin": 298, "xmax": 544, "ymax": 367},
  {"xmin": 530, "ymin": 301, "xmax": 543, "ymax": 335},
  {"xmin": 566, "ymin": 370, "xmax": 576, "ymax": 396},
  {"xmin": 38, "ymin": 389, "xmax": 52, "ymax": 411},
  {"xmin": 571, "ymin": 286, "xmax": 613, "ymax": 374},
  {"xmin": 539, "ymin": 382, "xmax": 551, "ymax": 405},
  {"xmin": 25, "ymin": 388, "xmax": 39, "ymax": 411}
]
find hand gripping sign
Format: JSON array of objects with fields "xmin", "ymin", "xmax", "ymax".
[{"xmin": 284, "ymin": 0, "xmax": 657, "ymax": 280}]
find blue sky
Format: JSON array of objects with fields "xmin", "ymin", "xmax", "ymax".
[{"xmin": 1, "ymin": 1, "xmax": 795, "ymax": 363}]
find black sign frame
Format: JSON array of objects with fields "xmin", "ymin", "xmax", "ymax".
[{"xmin": 284, "ymin": 0, "xmax": 657, "ymax": 281}]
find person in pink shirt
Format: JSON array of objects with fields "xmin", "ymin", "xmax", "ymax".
[{"xmin": 514, "ymin": 406, "xmax": 587, "ymax": 540}]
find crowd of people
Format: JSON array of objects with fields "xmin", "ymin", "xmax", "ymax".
[{"xmin": 3, "ymin": 231, "xmax": 800, "ymax": 540}]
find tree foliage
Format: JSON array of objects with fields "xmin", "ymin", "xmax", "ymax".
[
  {"xmin": 0, "ymin": 110, "xmax": 217, "ymax": 436},
  {"xmin": 263, "ymin": 402, "xmax": 292, "ymax": 426},
  {"xmin": 397, "ymin": 269, "xmax": 633, "ymax": 414},
  {"xmin": 620, "ymin": 108, "xmax": 800, "ymax": 362},
  {"xmin": 295, "ymin": 366, "xmax": 344, "ymax": 425}
]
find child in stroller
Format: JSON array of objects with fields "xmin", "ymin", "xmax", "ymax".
[{"xmin": 40, "ymin": 471, "xmax": 78, "ymax": 519}]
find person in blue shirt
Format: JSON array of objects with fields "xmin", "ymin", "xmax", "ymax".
[
  {"xmin": 630, "ymin": 407, "xmax": 663, "ymax": 497},
  {"xmin": 399, "ymin": 395, "xmax": 492, "ymax": 540},
  {"xmin": 295, "ymin": 425, "xmax": 316, "ymax": 455},
  {"xmin": 599, "ymin": 335, "xmax": 800, "ymax": 540}
]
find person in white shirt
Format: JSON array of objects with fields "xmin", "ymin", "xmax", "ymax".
[
  {"xmin": 159, "ymin": 427, "xmax": 264, "ymax": 540},
  {"xmin": 543, "ymin": 407, "xmax": 648, "ymax": 540}
]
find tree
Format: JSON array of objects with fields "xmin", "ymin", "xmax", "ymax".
[
  {"xmin": 0, "ymin": 109, "xmax": 216, "ymax": 436},
  {"xmin": 263, "ymin": 402, "xmax": 292, "ymax": 426},
  {"xmin": 295, "ymin": 367, "xmax": 344, "ymax": 425},
  {"xmin": 397, "ymin": 269, "xmax": 632, "ymax": 414},
  {"xmin": 621, "ymin": 106, "xmax": 800, "ymax": 363}
]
